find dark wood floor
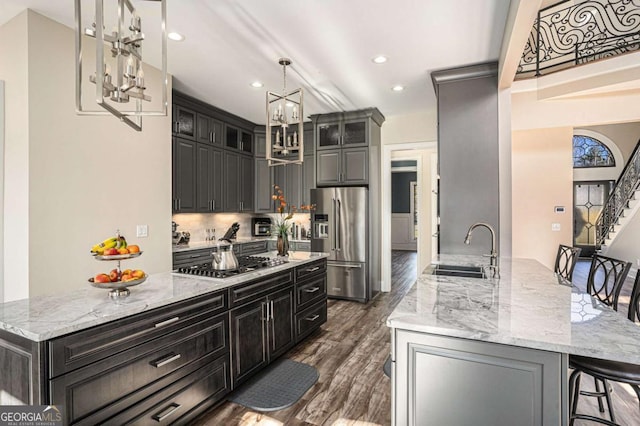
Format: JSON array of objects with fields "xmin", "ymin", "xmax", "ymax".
[
  {"xmin": 193, "ymin": 254, "xmax": 639, "ymax": 425},
  {"xmin": 571, "ymin": 260, "xmax": 640, "ymax": 426},
  {"xmin": 193, "ymin": 250, "xmax": 417, "ymax": 425}
]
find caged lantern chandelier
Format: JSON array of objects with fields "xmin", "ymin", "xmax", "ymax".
[
  {"xmin": 75, "ymin": 0, "xmax": 168, "ymax": 131},
  {"xmin": 266, "ymin": 58, "xmax": 304, "ymax": 166}
]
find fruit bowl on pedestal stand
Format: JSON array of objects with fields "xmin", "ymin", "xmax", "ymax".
[{"xmin": 88, "ymin": 275, "xmax": 148, "ymax": 299}]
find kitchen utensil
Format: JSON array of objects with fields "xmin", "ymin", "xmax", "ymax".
[{"xmin": 211, "ymin": 243, "xmax": 239, "ymax": 270}]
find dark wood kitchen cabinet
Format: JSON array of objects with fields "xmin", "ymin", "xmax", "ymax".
[
  {"xmin": 172, "ymin": 137, "xmax": 197, "ymax": 213},
  {"xmin": 223, "ymin": 151, "xmax": 254, "ymax": 212},
  {"xmin": 196, "ymin": 143, "xmax": 224, "ymax": 212},
  {"xmin": 311, "ymin": 108, "xmax": 383, "ymax": 187},
  {"xmin": 173, "ymin": 105, "xmax": 197, "ymax": 140},
  {"xmin": 197, "ymin": 113, "xmax": 223, "ymax": 146},
  {"xmin": 229, "ymin": 273, "xmax": 295, "ymax": 387},
  {"xmin": 0, "ymin": 259, "xmax": 327, "ymax": 424}
]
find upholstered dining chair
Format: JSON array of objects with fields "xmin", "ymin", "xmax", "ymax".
[
  {"xmin": 569, "ymin": 257, "xmax": 636, "ymax": 426},
  {"xmin": 554, "ymin": 244, "xmax": 582, "ymax": 283}
]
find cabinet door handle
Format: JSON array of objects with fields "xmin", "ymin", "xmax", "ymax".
[
  {"xmin": 213, "ymin": 131, "xmax": 216, "ymax": 143},
  {"xmin": 270, "ymin": 300, "xmax": 274, "ymax": 320},
  {"xmin": 154, "ymin": 316, "xmax": 180, "ymax": 328},
  {"xmin": 152, "ymin": 403, "xmax": 181, "ymax": 422},
  {"xmin": 340, "ymin": 135, "xmax": 344, "ymax": 145},
  {"xmin": 212, "ymin": 199, "xmax": 216, "ymax": 210},
  {"xmin": 151, "ymin": 352, "xmax": 181, "ymax": 368},
  {"xmin": 178, "ymin": 199, "xmax": 181, "ymax": 210},
  {"xmin": 262, "ymin": 301, "xmax": 269, "ymax": 321},
  {"xmin": 209, "ymin": 131, "xmax": 213, "ymax": 143},
  {"xmin": 305, "ymin": 266, "xmax": 320, "ymax": 273},
  {"xmin": 305, "ymin": 314, "xmax": 320, "ymax": 322},
  {"xmin": 303, "ymin": 287, "xmax": 320, "ymax": 293}
]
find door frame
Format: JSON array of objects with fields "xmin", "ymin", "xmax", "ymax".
[{"xmin": 382, "ymin": 141, "xmax": 437, "ymax": 292}]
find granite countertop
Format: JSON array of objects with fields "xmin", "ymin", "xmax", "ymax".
[
  {"xmin": 0, "ymin": 251, "xmax": 329, "ymax": 342},
  {"xmin": 387, "ymin": 255, "xmax": 640, "ymax": 365},
  {"xmin": 172, "ymin": 238, "xmax": 311, "ymax": 253}
]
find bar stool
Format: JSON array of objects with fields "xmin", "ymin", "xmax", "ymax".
[
  {"xmin": 569, "ymin": 257, "xmax": 636, "ymax": 425},
  {"xmin": 554, "ymin": 244, "xmax": 581, "ymax": 283}
]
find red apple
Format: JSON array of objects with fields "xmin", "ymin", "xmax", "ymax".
[
  {"xmin": 103, "ymin": 248, "xmax": 119, "ymax": 256},
  {"xmin": 109, "ymin": 268, "xmax": 120, "ymax": 282},
  {"xmin": 94, "ymin": 273, "xmax": 111, "ymax": 283}
]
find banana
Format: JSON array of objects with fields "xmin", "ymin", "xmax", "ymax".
[
  {"xmin": 116, "ymin": 236, "xmax": 127, "ymax": 249},
  {"xmin": 91, "ymin": 237, "xmax": 118, "ymax": 253}
]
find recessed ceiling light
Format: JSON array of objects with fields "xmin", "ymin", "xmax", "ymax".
[
  {"xmin": 167, "ymin": 32, "xmax": 185, "ymax": 41},
  {"xmin": 392, "ymin": 85, "xmax": 404, "ymax": 92},
  {"xmin": 251, "ymin": 81, "xmax": 263, "ymax": 88},
  {"xmin": 372, "ymin": 55, "xmax": 388, "ymax": 64}
]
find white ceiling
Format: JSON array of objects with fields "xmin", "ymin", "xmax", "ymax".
[{"xmin": 0, "ymin": 0, "xmax": 512, "ymax": 124}]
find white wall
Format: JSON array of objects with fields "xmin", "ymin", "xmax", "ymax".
[
  {"xmin": 0, "ymin": 12, "xmax": 30, "ymax": 301},
  {"xmin": 512, "ymin": 127, "xmax": 574, "ymax": 270},
  {"xmin": 1, "ymin": 11, "xmax": 172, "ymax": 300},
  {"xmin": 0, "ymin": 80, "xmax": 4, "ymax": 303},
  {"xmin": 382, "ymin": 109, "xmax": 437, "ymax": 144}
]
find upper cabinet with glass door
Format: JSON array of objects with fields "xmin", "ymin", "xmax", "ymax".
[{"xmin": 314, "ymin": 109, "xmax": 383, "ymax": 151}]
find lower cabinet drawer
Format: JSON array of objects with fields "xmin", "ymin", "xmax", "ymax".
[
  {"xmin": 295, "ymin": 299, "xmax": 327, "ymax": 342},
  {"xmin": 241, "ymin": 241, "xmax": 268, "ymax": 255},
  {"xmin": 51, "ymin": 314, "xmax": 228, "ymax": 424},
  {"xmin": 107, "ymin": 353, "xmax": 230, "ymax": 425},
  {"xmin": 295, "ymin": 275, "xmax": 327, "ymax": 312}
]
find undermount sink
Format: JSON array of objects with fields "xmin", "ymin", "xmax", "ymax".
[{"xmin": 432, "ymin": 264, "xmax": 486, "ymax": 279}]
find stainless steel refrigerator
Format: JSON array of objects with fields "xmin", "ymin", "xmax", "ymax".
[{"xmin": 311, "ymin": 187, "xmax": 369, "ymax": 302}]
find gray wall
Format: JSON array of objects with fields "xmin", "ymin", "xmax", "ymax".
[
  {"xmin": 433, "ymin": 63, "xmax": 499, "ymax": 255},
  {"xmin": 391, "ymin": 172, "xmax": 416, "ymax": 213}
]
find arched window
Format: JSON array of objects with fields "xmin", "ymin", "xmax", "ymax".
[{"xmin": 573, "ymin": 135, "xmax": 615, "ymax": 168}]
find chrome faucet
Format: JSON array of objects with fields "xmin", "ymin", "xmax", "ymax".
[{"xmin": 464, "ymin": 222, "xmax": 499, "ymax": 278}]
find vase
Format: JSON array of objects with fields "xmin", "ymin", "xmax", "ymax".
[{"xmin": 277, "ymin": 234, "xmax": 289, "ymax": 257}]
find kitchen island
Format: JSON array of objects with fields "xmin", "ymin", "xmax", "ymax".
[
  {"xmin": 387, "ymin": 256, "xmax": 640, "ymax": 426},
  {"xmin": 0, "ymin": 251, "xmax": 328, "ymax": 425}
]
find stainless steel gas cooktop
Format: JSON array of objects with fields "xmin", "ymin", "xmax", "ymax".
[{"xmin": 175, "ymin": 255, "xmax": 288, "ymax": 278}]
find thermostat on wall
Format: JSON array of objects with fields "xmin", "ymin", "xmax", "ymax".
[{"xmin": 554, "ymin": 206, "xmax": 565, "ymax": 213}]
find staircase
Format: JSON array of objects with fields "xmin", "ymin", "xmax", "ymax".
[{"xmin": 596, "ymin": 140, "xmax": 640, "ymax": 254}]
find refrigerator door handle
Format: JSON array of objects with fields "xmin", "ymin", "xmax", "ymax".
[
  {"xmin": 336, "ymin": 198, "xmax": 341, "ymax": 251},
  {"xmin": 331, "ymin": 263, "xmax": 362, "ymax": 268},
  {"xmin": 332, "ymin": 197, "xmax": 337, "ymax": 251}
]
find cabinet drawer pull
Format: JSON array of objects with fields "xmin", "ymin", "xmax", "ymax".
[
  {"xmin": 151, "ymin": 352, "xmax": 181, "ymax": 368},
  {"xmin": 305, "ymin": 314, "xmax": 320, "ymax": 322},
  {"xmin": 189, "ymin": 254, "xmax": 202, "ymax": 258},
  {"xmin": 303, "ymin": 287, "xmax": 320, "ymax": 294},
  {"xmin": 305, "ymin": 266, "xmax": 320, "ymax": 273},
  {"xmin": 154, "ymin": 317, "xmax": 180, "ymax": 328},
  {"xmin": 152, "ymin": 403, "xmax": 181, "ymax": 422}
]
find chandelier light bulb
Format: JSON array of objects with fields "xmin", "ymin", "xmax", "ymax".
[
  {"xmin": 136, "ymin": 65, "xmax": 145, "ymax": 88},
  {"xmin": 126, "ymin": 55, "xmax": 135, "ymax": 77}
]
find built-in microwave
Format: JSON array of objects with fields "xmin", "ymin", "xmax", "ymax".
[{"xmin": 252, "ymin": 217, "xmax": 272, "ymax": 236}]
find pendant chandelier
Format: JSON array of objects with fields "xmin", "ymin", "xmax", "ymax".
[
  {"xmin": 266, "ymin": 58, "xmax": 304, "ymax": 166},
  {"xmin": 75, "ymin": 0, "xmax": 168, "ymax": 131}
]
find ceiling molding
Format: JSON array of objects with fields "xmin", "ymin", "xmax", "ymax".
[{"xmin": 430, "ymin": 62, "xmax": 499, "ymax": 97}]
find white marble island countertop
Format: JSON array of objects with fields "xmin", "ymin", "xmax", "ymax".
[
  {"xmin": 387, "ymin": 255, "xmax": 640, "ymax": 365},
  {"xmin": 0, "ymin": 251, "xmax": 328, "ymax": 342}
]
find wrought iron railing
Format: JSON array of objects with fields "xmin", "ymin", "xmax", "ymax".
[
  {"xmin": 517, "ymin": 0, "xmax": 640, "ymax": 79},
  {"xmin": 595, "ymin": 139, "xmax": 640, "ymax": 246}
]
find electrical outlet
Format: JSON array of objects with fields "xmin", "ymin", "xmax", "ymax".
[
  {"xmin": 136, "ymin": 225, "xmax": 148, "ymax": 238},
  {"xmin": 551, "ymin": 223, "xmax": 561, "ymax": 232}
]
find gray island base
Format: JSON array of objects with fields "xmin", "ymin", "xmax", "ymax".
[
  {"xmin": 0, "ymin": 252, "xmax": 328, "ymax": 425},
  {"xmin": 387, "ymin": 256, "xmax": 640, "ymax": 426}
]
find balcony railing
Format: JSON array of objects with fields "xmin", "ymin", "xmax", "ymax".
[
  {"xmin": 517, "ymin": 0, "xmax": 640, "ymax": 79},
  {"xmin": 595, "ymin": 139, "xmax": 640, "ymax": 246}
]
